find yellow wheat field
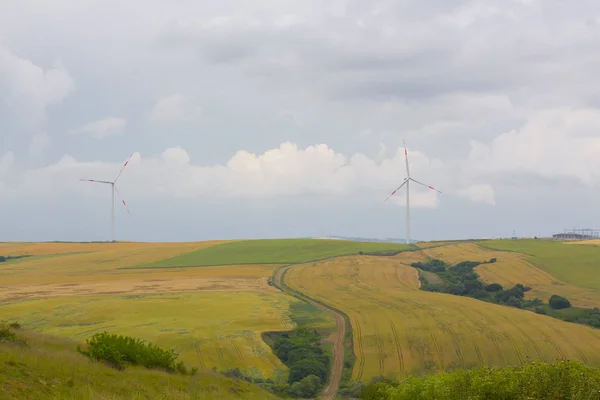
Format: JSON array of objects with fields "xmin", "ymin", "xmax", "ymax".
[
  {"xmin": 0, "ymin": 241, "xmax": 234, "ymax": 286},
  {"xmin": 285, "ymin": 254, "xmax": 600, "ymax": 381},
  {"xmin": 566, "ymin": 239, "xmax": 600, "ymax": 245},
  {"xmin": 422, "ymin": 242, "xmax": 600, "ymax": 308},
  {"xmin": 0, "ymin": 242, "xmax": 291, "ymax": 377},
  {"xmin": 0, "ymin": 291, "xmax": 297, "ymax": 377}
]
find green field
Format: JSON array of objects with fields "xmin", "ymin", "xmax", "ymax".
[
  {"xmin": 479, "ymin": 239, "xmax": 600, "ymax": 290},
  {"xmin": 0, "ymin": 326, "xmax": 279, "ymax": 400},
  {"xmin": 127, "ymin": 239, "xmax": 410, "ymax": 269}
]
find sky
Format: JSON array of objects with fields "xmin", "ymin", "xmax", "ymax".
[{"xmin": 2, "ymin": 0, "xmax": 600, "ymax": 242}]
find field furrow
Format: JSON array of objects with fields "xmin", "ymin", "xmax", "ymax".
[{"xmin": 285, "ymin": 253, "xmax": 600, "ymax": 381}]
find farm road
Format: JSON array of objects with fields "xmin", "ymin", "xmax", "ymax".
[{"xmin": 273, "ymin": 264, "xmax": 347, "ymax": 400}]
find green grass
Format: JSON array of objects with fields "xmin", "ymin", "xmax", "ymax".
[
  {"xmin": 0, "ymin": 327, "xmax": 280, "ymax": 400},
  {"xmin": 286, "ymin": 302, "xmax": 336, "ymax": 333},
  {"xmin": 479, "ymin": 239, "xmax": 600, "ymax": 290},
  {"xmin": 125, "ymin": 239, "xmax": 410, "ymax": 269}
]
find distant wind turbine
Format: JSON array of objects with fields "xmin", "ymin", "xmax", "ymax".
[
  {"xmin": 384, "ymin": 140, "xmax": 442, "ymax": 244},
  {"xmin": 80, "ymin": 154, "xmax": 133, "ymax": 243}
]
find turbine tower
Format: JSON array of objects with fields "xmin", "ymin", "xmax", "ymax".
[
  {"xmin": 80, "ymin": 154, "xmax": 133, "ymax": 242},
  {"xmin": 384, "ymin": 140, "xmax": 442, "ymax": 244}
]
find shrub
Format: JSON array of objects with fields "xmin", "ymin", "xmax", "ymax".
[
  {"xmin": 77, "ymin": 331, "xmax": 187, "ymax": 373},
  {"xmin": 361, "ymin": 360, "xmax": 600, "ymax": 400},
  {"xmin": 485, "ymin": 283, "xmax": 503, "ymax": 292},
  {"xmin": 549, "ymin": 295, "xmax": 571, "ymax": 310},
  {"xmin": 290, "ymin": 375, "xmax": 322, "ymax": 398},
  {"xmin": 0, "ymin": 321, "xmax": 27, "ymax": 347}
]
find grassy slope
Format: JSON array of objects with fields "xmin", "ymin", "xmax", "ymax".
[
  {"xmin": 285, "ymin": 253, "xmax": 600, "ymax": 382},
  {"xmin": 129, "ymin": 239, "xmax": 410, "ymax": 269},
  {"xmin": 479, "ymin": 239, "xmax": 600, "ymax": 290},
  {"xmin": 0, "ymin": 329, "xmax": 279, "ymax": 400}
]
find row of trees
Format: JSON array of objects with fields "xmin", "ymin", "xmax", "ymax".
[
  {"xmin": 0, "ymin": 255, "xmax": 26, "ymax": 263},
  {"xmin": 412, "ymin": 258, "xmax": 580, "ymax": 319},
  {"xmin": 271, "ymin": 328, "xmax": 330, "ymax": 398}
]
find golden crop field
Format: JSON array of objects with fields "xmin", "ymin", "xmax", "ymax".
[
  {"xmin": 422, "ymin": 242, "xmax": 600, "ymax": 308},
  {"xmin": 0, "ymin": 291, "xmax": 297, "ymax": 377},
  {"xmin": 0, "ymin": 241, "xmax": 226, "ymax": 285},
  {"xmin": 0, "ymin": 241, "xmax": 299, "ymax": 378},
  {"xmin": 567, "ymin": 240, "xmax": 600, "ymax": 245},
  {"xmin": 285, "ymin": 254, "xmax": 600, "ymax": 381}
]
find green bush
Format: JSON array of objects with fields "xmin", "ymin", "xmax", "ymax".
[
  {"xmin": 485, "ymin": 283, "xmax": 503, "ymax": 292},
  {"xmin": 0, "ymin": 321, "xmax": 27, "ymax": 347},
  {"xmin": 77, "ymin": 331, "xmax": 187, "ymax": 373},
  {"xmin": 549, "ymin": 295, "xmax": 571, "ymax": 310},
  {"xmin": 361, "ymin": 360, "xmax": 600, "ymax": 400}
]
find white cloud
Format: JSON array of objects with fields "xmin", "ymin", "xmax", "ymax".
[
  {"xmin": 0, "ymin": 152, "xmax": 14, "ymax": 175},
  {"xmin": 455, "ymin": 184, "xmax": 496, "ymax": 206},
  {"xmin": 4, "ymin": 141, "xmax": 479, "ymax": 208},
  {"xmin": 467, "ymin": 108, "xmax": 600, "ymax": 185},
  {"xmin": 0, "ymin": 45, "xmax": 75, "ymax": 129},
  {"xmin": 148, "ymin": 94, "xmax": 201, "ymax": 122},
  {"xmin": 28, "ymin": 132, "xmax": 51, "ymax": 159},
  {"xmin": 70, "ymin": 117, "xmax": 127, "ymax": 139}
]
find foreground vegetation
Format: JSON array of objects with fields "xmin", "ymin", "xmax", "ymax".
[
  {"xmin": 361, "ymin": 360, "xmax": 600, "ymax": 400},
  {"xmin": 0, "ymin": 323, "xmax": 279, "ymax": 400},
  {"xmin": 77, "ymin": 331, "xmax": 190, "ymax": 374}
]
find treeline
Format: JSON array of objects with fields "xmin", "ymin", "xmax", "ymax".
[
  {"xmin": 272, "ymin": 328, "xmax": 329, "ymax": 397},
  {"xmin": 227, "ymin": 328, "xmax": 331, "ymax": 398},
  {"xmin": 412, "ymin": 258, "xmax": 600, "ymax": 330},
  {"xmin": 360, "ymin": 360, "xmax": 600, "ymax": 400},
  {"xmin": 0, "ymin": 255, "xmax": 26, "ymax": 263}
]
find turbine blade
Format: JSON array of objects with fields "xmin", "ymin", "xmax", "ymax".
[
  {"xmin": 80, "ymin": 179, "xmax": 113, "ymax": 184},
  {"xmin": 403, "ymin": 139, "xmax": 410, "ymax": 178},
  {"xmin": 410, "ymin": 178, "xmax": 442, "ymax": 194},
  {"xmin": 384, "ymin": 179, "xmax": 408, "ymax": 203},
  {"xmin": 114, "ymin": 185, "xmax": 132, "ymax": 215},
  {"xmin": 113, "ymin": 154, "xmax": 133, "ymax": 183}
]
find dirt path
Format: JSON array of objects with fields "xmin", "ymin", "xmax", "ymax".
[{"xmin": 273, "ymin": 265, "xmax": 347, "ymax": 400}]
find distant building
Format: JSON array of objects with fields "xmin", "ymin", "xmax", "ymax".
[
  {"xmin": 553, "ymin": 233, "xmax": 589, "ymax": 240},
  {"xmin": 553, "ymin": 228, "xmax": 599, "ymax": 240}
]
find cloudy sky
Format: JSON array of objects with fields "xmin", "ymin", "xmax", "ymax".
[{"xmin": 2, "ymin": 0, "xmax": 600, "ymax": 242}]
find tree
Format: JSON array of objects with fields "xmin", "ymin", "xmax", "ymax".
[
  {"xmin": 549, "ymin": 295, "xmax": 571, "ymax": 310},
  {"xmin": 534, "ymin": 307, "xmax": 547, "ymax": 315},
  {"xmin": 506, "ymin": 296, "xmax": 523, "ymax": 308},
  {"xmin": 290, "ymin": 375, "xmax": 322, "ymax": 398},
  {"xmin": 485, "ymin": 283, "xmax": 503, "ymax": 292}
]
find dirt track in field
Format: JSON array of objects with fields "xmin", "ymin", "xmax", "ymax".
[{"xmin": 273, "ymin": 265, "xmax": 346, "ymax": 400}]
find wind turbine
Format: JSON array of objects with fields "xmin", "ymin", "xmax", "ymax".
[
  {"xmin": 80, "ymin": 154, "xmax": 133, "ymax": 243},
  {"xmin": 384, "ymin": 140, "xmax": 442, "ymax": 244}
]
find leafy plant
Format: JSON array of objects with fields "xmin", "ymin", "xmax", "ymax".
[{"xmin": 77, "ymin": 331, "xmax": 188, "ymax": 374}]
